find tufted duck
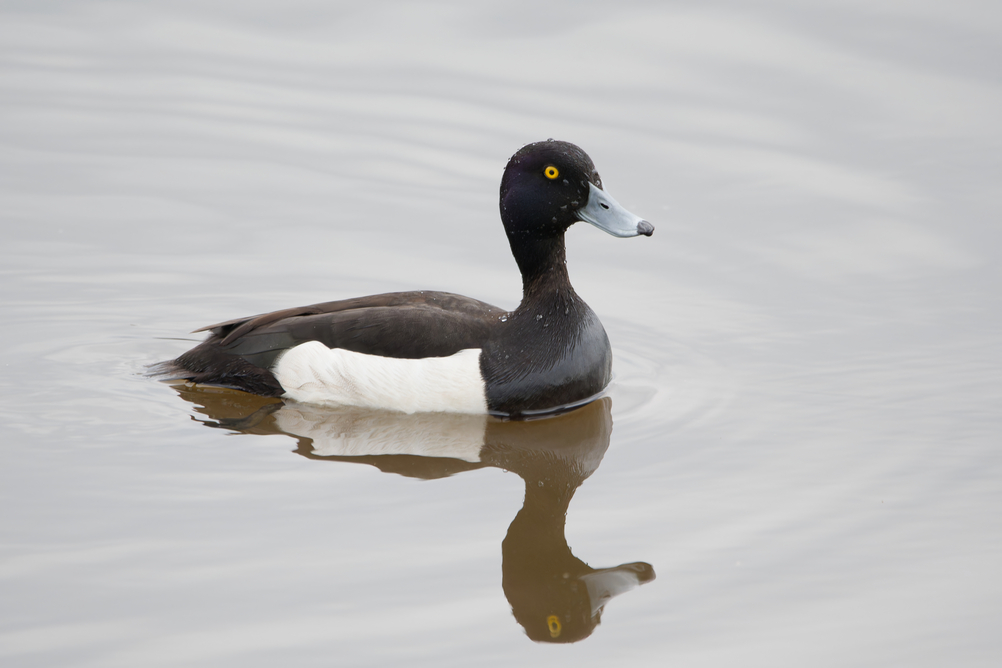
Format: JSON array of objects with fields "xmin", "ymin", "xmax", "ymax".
[{"xmin": 155, "ymin": 140, "xmax": 653, "ymax": 417}]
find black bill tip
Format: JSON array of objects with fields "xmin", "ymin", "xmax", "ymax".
[{"xmin": 637, "ymin": 220, "xmax": 654, "ymax": 237}]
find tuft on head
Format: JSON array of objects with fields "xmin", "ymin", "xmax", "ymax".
[{"xmin": 502, "ymin": 140, "xmax": 600, "ymax": 194}]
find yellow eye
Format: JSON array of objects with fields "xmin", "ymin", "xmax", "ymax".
[{"xmin": 544, "ymin": 165, "xmax": 559, "ymax": 180}]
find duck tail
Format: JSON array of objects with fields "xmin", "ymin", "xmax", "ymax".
[{"xmin": 149, "ymin": 341, "xmax": 285, "ymax": 397}]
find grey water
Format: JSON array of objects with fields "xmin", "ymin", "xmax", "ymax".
[{"xmin": 2, "ymin": 1, "xmax": 1000, "ymax": 666}]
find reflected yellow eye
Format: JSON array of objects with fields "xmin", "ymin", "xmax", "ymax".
[
  {"xmin": 547, "ymin": 615, "xmax": 562, "ymax": 638},
  {"xmin": 544, "ymin": 165, "xmax": 559, "ymax": 180}
]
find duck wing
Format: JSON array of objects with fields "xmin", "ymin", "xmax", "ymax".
[{"xmin": 198, "ymin": 291, "xmax": 506, "ymax": 370}]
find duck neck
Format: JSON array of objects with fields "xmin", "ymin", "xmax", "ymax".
[{"xmin": 511, "ymin": 234, "xmax": 574, "ymax": 305}]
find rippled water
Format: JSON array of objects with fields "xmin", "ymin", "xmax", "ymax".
[{"xmin": 2, "ymin": 2, "xmax": 1000, "ymax": 666}]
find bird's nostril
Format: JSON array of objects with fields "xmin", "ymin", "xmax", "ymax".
[{"xmin": 600, "ymin": 203, "xmax": 610, "ymax": 210}]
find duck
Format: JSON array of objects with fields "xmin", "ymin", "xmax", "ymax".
[{"xmin": 156, "ymin": 139, "xmax": 653, "ymax": 417}]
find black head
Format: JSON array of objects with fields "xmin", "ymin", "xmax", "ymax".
[
  {"xmin": 500, "ymin": 140, "xmax": 601, "ymax": 241},
  {"xmin": 499, "ymin": 140, "xmax": 653, "ymax": 243}
]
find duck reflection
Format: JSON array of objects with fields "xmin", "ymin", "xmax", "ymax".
[{"xmin": 172, "ymin": 385, "xmax": 655, "ymax": 643}]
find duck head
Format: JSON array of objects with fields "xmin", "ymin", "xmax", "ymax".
[{"xmin": 499, "ymin": 139, "xmax": 654, "ymax": 243}]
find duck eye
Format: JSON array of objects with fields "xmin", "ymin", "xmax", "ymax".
[{"xmin": 543, "ymin": 165, "xmax": 559, "ymax": 180}]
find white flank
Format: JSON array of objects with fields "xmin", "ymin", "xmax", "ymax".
[
  {"xmin": 273, "ymin": 341, "xmax": 488, "ymax": 414},
  {"xmin": 273, "ymin": 403, "xmax": 487, "ymax": 462}
]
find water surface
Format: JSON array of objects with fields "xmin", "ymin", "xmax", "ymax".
[{"xmin": 2, "ymin": 1, "xmax": 1000, "ymax": 666}]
